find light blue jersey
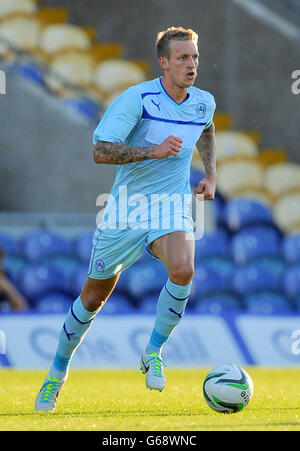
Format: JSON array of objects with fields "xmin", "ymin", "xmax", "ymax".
[
  {"xmin": 93, "ymin": 77, "xmax": 216, "ymax": 230},
  {"xmin": 88, "ymin": 78, "xmax": 216, "ymax": 278}
]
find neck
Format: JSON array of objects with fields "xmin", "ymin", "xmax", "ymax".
[{"xmin": 161, "ymin": 76, "xmax": 189, "ymax": 104}]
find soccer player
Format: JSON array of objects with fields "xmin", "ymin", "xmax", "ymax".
[{"xmin": 35, "ymin": 26, "xmax": 217, "ymax": 412}]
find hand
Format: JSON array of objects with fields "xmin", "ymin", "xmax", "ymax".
[
  {"xmin": 154, "ymin": 135, "xmax": 183, "ymax": 158},
  {"xmin": 193, "ymin": 174, "xmax": 217, "ymax": 200}
]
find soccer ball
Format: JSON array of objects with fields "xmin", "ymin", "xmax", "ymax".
[{"xmin": 203, "ymin": 363, "xmax": 253, "ymax": 413}]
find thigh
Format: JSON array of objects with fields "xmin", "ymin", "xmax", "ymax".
[{"xmin": 150, "ymin": 230, "xmax": 195, "ymax": 269}]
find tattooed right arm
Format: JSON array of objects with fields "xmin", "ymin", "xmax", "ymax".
[
  {"xmin": 93, "ymin": 141, "xmax": 157, "ymax": 164},
  {"xmin": 93, "ymin": 136, "xmax": 183, "ymax": 164}
]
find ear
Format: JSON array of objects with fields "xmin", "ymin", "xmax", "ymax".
[{"xmin": 158, "ymin": 56, "xmax": 169, "ymax": 71}]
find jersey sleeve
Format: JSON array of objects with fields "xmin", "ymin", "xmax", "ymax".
[
  {"xmin": 93, "ymin": 85, "xmax": 142, "ymax": 145},
  {"xmin": 204, "ymin": 93, "xmax": 216, "ymax": 129}
]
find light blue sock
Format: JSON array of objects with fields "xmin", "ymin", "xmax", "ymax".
[
  {"xmin": 50, "ymin": 296, "xmax": 97, "ymax": 379},
  {"xmin": 145, "ymin": 278, "xmax": 192, "ymax": 356}
]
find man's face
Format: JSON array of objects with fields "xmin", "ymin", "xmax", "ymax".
[{"xmin": 161, "ymin": 39, "xmax": 199, "ymax": 88}]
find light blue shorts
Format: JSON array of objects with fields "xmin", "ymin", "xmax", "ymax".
[{"xmin": 87, "ymin": 223, "xmax": 194, "ymax": 280}]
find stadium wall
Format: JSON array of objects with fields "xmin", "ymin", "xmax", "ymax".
[{"xmin": 1, "ymin": 313, "xmax": 300, "ymax": 368}]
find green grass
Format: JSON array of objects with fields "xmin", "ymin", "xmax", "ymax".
[{"xmin": 0, "ymin": 368, "xmax": 300, "ymax": 431}]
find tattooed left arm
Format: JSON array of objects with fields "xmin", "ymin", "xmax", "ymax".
[{"xmin": 194, "ymin": 122, "xmax": 217, "ymax": 200}]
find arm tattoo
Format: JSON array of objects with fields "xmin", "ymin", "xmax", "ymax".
[
  {"xmin": 93, "ymin": 141, "xmax": 157, "ymax": 164},
  {"xmin": 196, "ymin": 123, "xmax": 217, "ymax": 176}
]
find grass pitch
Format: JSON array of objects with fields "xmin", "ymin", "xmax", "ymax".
[{"xmin": 0, "ymin": 367, "xmax": 300, "ymax": 431}]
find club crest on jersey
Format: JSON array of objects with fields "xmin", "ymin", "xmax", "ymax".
[
  {"xmin": 96, "ymin": 259, "xmax": 105, "ymax": 272},
  {"xmin": 196, "ymin": 103, "xmax": 206, "ymax": 118}
]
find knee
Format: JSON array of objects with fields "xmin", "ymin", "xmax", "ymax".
[
  {"xmin": 80, "ymin": 284, "xmax": 108, "ymax": 312},
  {"xmin": 168, "ymin": 260, "xmax": 194, "ymax": 286}
]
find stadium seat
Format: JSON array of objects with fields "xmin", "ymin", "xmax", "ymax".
[
  {"xmin": 72, "ymin": 231, "xmax": 94, "ymax": 263},
  {"xmin": 3, "ymin": 254, "xmax": 27, "ymax": 283},
  {"xmin": 0, "ymin": 232, "xmax": 19, "ymax": 255},
  {"xmin": 9, "ymin": 60, "xmax": 44, "ymax": 86},
  {"xmin": 189, "ymin": 167, "xmax": 205, "ymax": 189},
  {"xmin": 19, "ymin": 230, "xmax": 71, "ymax": 262},
  {"xmin": 195, "ymin": 230, "xmax": 229, "ymax": 259},
  {"xmin": 92, "ymin": 59, "xmax": 146, "ymax": 94},
  {"xmin": 89, "ymin": 42, "xmax": 124, "ymax": 62},
  {"xmin": 228, "ymin": 187, "xmax": 274, "ymax": 209},
  {"xmin": 18, "ymin": 263, "xmax": 67, "ymax": 302},
  {"xmin": 217, "ymin": 160, "xmax": 263, "ymax": 198},
  {"xmin": 62, "ymin": 97, "xmax": 101, "ymax": 122},
  {"xmin": 263, "ymin": 163, "xmax": 300, "ymax": 199},
  {"xmin": 101, "ymin": 293, "xmax": 136, "ymax": 315},
  {"xmin": 215, "ymin": 131, "xmax": 258, "ymax": 165},
  {"xmin": 138, "ymin": 295, "xmax": 157, "ymax": 314},
  {"xmin": 225, "ymin": 198, "xmax": 274, "ymax": 232},
  {"xmin": 255, "ymin": 256, "xmax": 285, "ymax": 279},
  {"xmin": 36, "ymin": 292, "xmax": 73, "ymax": 313},
  {"xmin": 273, "ymin": 193, "xmax": 300, "ymax": 233},
  {"xmin": 282, "ymin": 234, "xmax": 300, "ymax": 263},
  {"xmin": 123, "ymin": 261, "xmax": 168, "ymax": 299},
  {"xmin": 190, "ymin": 264, "xmax": 225, "ymax": 301},
  {"xmin": 244, "ymin": 292, "xmax": 292, "ymax": 315},
  {"xmin": 231, "ymin": 226, "xmax": 281, "ymax": 265},
  {"xmin": 67, "ymin": 263, "xmax": 89, "ymax": 297},
  {"xmin": 231, "ymin": 263, "xmax": 280, "ymax": 295},
  {"xmin": 0, "ymin": 15, "xmax": 42, "ymax": 57},
  {"xmin": 0, "ymin": 0, "xmax": 36, "ymax": 18},
  {"xmin": 283, "ymin": 265, "xmax": 300, "ymax": 299},
  {"xmin": 198, "ymin": 257, "xmax": 235, "ymax": 291},
  {"xmin": 293, "ymin": 296, "xmax": 300, "ymax": 312},
  {"xmin": 256, "ymin": 148, "xmax": 287, "ymax": 168},
  {"xmin": 44, "ymin": 51, "xmax": 96, "ymax": 95},
  {"xmin": 193, "ymin": 294, "xmax": 242, "ymax": 314},
  {"xmin": 46, "ymin": 255, "xmax": 80, "ymax": 279},
  {"xmin": 38, "ymin": 24, "xmax": 91, "ymax": 56},
  {"xmin": 35, "ymin": 6, "xmax": 69, "ymax": 26}
]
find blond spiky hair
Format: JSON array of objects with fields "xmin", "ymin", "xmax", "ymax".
[{"xmin": 156, "ymin": 26, "xmax": 198, "ymax": 58}]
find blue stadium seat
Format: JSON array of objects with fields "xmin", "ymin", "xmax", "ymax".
[
  {"xmin": 47, "ymin": 256, "xmax": 81, "ymax": 279},
  {"xmin": 72, "ymin": 231, "xmax": 94, "ymax": 263},
  {"xmin": 199, "ymin": 257, "xmax": 235, "ymax": 291},
  {"xmin": 225, "ymin": 198, "xmax": 273, "ymax": 232},
  {"xmin": 18, "ymin": 263, "xmax": 67, "ymax": 303},
  {"xmin": 213, "ymin": 193, "xmax": 227, "ymax": 228},
  {"xmin": 138, "ymin": 295, "xmax": 157, "ymax": 314},
  {"xmin": 244, "ymin": 292, "xmax": 292, "ymax": 315},
  {"xmin": 63, "ymin": 97, "xmax": 101, "ymax": 122},
  {"xmin": 283, "ymin": 265, "xmax": 300, "ymax": 298},
  {"xmin": 68, "ymin": 264, "xmax": 89, "ymax": 297},
  {"xmin": 191, "ymin": 264, "xmax": 225, "ymax": 301},
  {"xmin": 282, "ymin": 234, "xmax": 300, "ymax": 263},
  {"xmin": 0, "ymin": 232, "xmax": 19, "ymax": 255},
  {"xmin": 193, "ymin": 294, "xmax": 242, "ymax": 314},
  {"xmin": 231, "ymin": 263, "xmax": 280, "ymax": 295},
  {"xmin": 101, "ymin": 293, "xmax": 136, "ymax": 315},
  {"xmin": 36, "ymin": 292, "xmax": 73, "ymax": 314},
  {"xmin": 231, "ymin": 226, "xmax": 281, "ymax": 264},
  {"xmin": 189, "ymin": 167, "xmax": 205, "ymax": 188},
  {"xmin": 19, "ymin": 230, "xmax": 71, "ymax": 262},
  {"xmin": 195, "ymin": 230, "xmax": 229, "ymax": 259},
  {"xmin": 10, "ymin": 61, "xmax": 45, "ymax": 87},
  {"xmin": 293, "ymin": 296, "xmax": 300, "ymax": 312},
  {"xmin": 123, "ymin": 261, "xmax": 168, "ymax": 299},
  {"xmin": 3, "ymin": 255, "xmax": 27, "ymax": 283}
]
